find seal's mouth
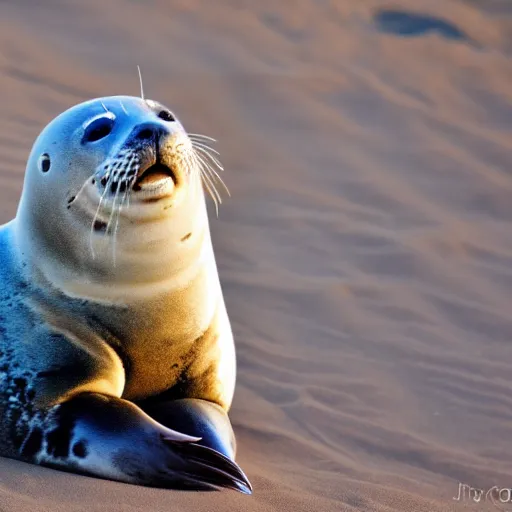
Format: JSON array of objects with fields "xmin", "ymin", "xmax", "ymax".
[{"xmin": 132, "ymin": 162, "xmax": 177, "ymax": 192}]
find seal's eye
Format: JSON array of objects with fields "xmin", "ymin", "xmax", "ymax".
[
  {"xmin": 83, "ymin": 116, "xmax": 114, "ymax": 143},
  {"xmin": 158, "ymin": 110, "xmax": 175, "ymax": 122},
  {"xmin": 38, "ymin": 153, "xmax": 51, "ymax": 173}
]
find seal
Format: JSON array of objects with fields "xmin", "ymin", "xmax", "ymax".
[{"xmin": 0, "ymin": 96, "xmax": 252, "ymax": 493}]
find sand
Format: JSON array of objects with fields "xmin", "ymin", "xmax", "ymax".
[{"xmin": 0, "ymin": 1, "xmax": 511, "ymax": 511}]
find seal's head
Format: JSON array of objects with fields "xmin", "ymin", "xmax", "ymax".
[{"xmin": 15, "ymin": 96, "xmax": 226, "ymax": 300}]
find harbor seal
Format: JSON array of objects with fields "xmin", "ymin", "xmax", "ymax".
[{"xmin": 0, "ymin": 96, "xmax": 252, "ymax": 493}]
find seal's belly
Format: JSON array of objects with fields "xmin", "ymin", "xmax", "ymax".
[
  {"xmin": 118, "ymin": 300, "xmax": 231, "ymax": 406},
  {"xmin": 121, "ymin": 336, "xmax": 195, "ymax": 400}
]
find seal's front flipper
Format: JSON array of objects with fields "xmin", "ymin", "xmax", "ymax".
[
  {"xmin": 138, "ymin": 399, "xmax": 240, "ymax": 464},
  {"xmin": 22, "ymin": 392, "xmax": 252, "ymax": 494},
  {"xmin": 138, "ymin": 398, "xmax": 253, "ymax": 493}
]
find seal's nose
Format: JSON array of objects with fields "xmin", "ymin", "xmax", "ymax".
[{"xmin": 130, "ymin": 122, "xmax": 165, "ymax": 142}]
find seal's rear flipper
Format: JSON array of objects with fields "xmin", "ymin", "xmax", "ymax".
[{"xmin": 21, "ymin": 392, "xmax": 252, "ymax": 494}]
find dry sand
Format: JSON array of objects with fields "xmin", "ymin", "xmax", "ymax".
[{"xmin": 0, "ymin": 1, "xmax": 511, "ymax": 511}]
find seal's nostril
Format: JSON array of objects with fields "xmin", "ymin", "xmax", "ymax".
[{"xmin": 136, "ymin": 128, "xmax": 154, "ymax": 141}]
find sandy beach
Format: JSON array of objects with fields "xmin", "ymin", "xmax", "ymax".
[{"xmin": 0, "ymin": 1, "xmax": 511, "ymax": 510}]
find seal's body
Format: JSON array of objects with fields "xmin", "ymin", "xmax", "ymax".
[{"xmin": 0, "ymin": 96, "xmax": 251, "ymax": 493}]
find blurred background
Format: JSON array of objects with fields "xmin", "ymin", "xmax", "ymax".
[{"xmin": 0, "ymin": 1, "xmax": 511, "ymax": 511}]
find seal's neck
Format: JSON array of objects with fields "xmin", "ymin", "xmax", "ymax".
[{"xmin": 14, "ymin": 196, "xmax": 216, "ymax": 305}]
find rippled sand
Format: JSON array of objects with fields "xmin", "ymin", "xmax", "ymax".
[{"xmin": 0, "ymin": 1, "xmax": 511, "ymax": 511}]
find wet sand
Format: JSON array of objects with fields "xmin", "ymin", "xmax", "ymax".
[{"xmin": 0, "ymin": 1, "xmax": 511, "ymax": 511}]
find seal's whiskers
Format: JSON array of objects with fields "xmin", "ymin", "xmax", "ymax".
[
  {"xmin": 137, "ymin": 65, "xmax": 145, "ymax": 101},
  {"xmin": 112, "ymin": 185, "xmax": 129, "ymax": 268},
  {"xmin": 104, "ymin": 173, "xmax": 120, "ymax": 231},
  {"xmin": 189, "ymin": 140, "xmax": 221, "ymax": 159},
  {"xmin": 120, "ymin": 101, "xmax": 129, "ymax": 116},
  {"xmin": 188, "ymin": 133, "xmax": 217, "ymax": 143},
  {"xmin": 191, "ymin": 143, "xmax": 230, "ymax": 200},
  {"xmin": 89, "ymin": 148, "xmax": 144, "ymax": 262},
  {"xmin": 71, "ymin": 175, "xmax": 95, "ymax": 206},
  {"xmin": 194, "ymin": 151, "xmax": 227, "ymax": 201},
  {"xmin": 90, "ymin": 155, "xmax": 124, "ymax": 258},
  {"xmin": 187, "ymin": 151, "xmax": 204, "ymax": 203},
  {"xmin": 193, "ymin": 152, "xmax": 220, "ymax": 216},
  {"xmin": 192, "ymin": 144, "xmax": 224, "ymax": 171},
  {"xmin": 187, "ymin": 134, "xmax": 230, "ymax": 213},
  {"xmin": 112, "ymin": 153, "xmax": 139, "ymax": 266},
  {"xmin": 125, "ymin": 154, "xmax": 139, "ymax": 209},
  {"xmin": 106, "ymin": 172, "xmax": 124, "ymax": 267},
  {"xmin": 193, "ymin": 148, "xmax": 228, "ymax": 192},
  {"xmin": 90, "ymin": 173, "xmax": 113, "ymax": 258}
]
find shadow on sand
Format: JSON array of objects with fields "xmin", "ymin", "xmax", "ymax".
[{"xmin": 374, "ymin": 9, "xmax": 470, "ymax": 42}]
